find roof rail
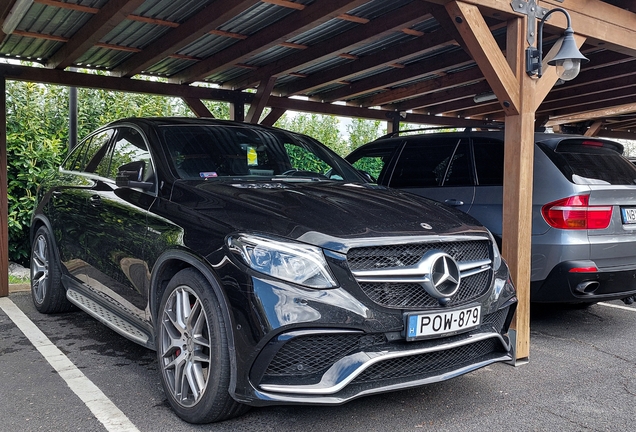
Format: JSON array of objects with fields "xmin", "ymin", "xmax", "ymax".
[{"xmin": 375, "ymin": 123, "xmax": 505, "ymax": 140}]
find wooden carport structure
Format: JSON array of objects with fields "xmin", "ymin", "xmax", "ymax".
[{"xmin": 2, "ymin": 0, "xmax": 636, "ymax": 362}]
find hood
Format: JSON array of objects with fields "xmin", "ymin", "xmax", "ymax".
[{"xmin": 169, "ymin": 180, "xmax": 488, "ymax": 249}]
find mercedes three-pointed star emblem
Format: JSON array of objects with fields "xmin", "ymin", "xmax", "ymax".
[{"xmin": 422, "ymin": 252, "xmax": 461, "ymax": 299}]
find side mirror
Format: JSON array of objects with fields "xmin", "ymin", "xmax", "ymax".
[
  {"xmin": 116, "ymin": 161, "xmax": 154, "ymax": 190},
  {"xmin": 357, "ymin": 169, "xmax": 377, "ymax": 183}
]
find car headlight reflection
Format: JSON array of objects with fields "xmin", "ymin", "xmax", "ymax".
[{"xmin": 228, "ymin": 234, "xmax": 337, "ymax": 288}]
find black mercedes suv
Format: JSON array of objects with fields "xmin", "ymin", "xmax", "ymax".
[{"xmin": 30, "ymin": 118, "xmax": 516, "ymax": 423}]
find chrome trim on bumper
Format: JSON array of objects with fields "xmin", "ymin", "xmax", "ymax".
[{"xmin": 259, "ymin": 331, "xmax": 510, "ymax": 395}]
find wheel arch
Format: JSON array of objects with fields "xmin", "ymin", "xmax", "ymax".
[
  {"xmin": 30, "ymin": 215, "xmax": 63, "ymax": 274},
  {"xmin": 150, "ymin": 249, "xmax": 239, "ymax": 396}
]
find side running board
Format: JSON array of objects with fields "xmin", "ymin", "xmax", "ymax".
[{"xmin": 66, "ymin": 287, "xmax": 154, "ymax": 349}]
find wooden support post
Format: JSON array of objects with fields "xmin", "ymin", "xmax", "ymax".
[
  {"xmin": 386, "ymin": 112, "xmax": 401, "ymax": 134},
  {"xmin": 230, "ymin": 100, "xmax": 245, "ymax": 122},
  {"xmin": 1, "ymin": 78, "xmax": 8, "ymax": 297},
  {"xmin": 503, "ymin": 111, "xmax": 535, "ymax": 362}
]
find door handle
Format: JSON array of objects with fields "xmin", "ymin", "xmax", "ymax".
[{"xmin": 444, "ymin": 199, "xmax": 464, "ymax": 206}]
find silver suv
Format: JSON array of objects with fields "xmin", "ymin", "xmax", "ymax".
[{"xmin": 347, "ymin": 129, "xmax": 636, "ymax": 304}]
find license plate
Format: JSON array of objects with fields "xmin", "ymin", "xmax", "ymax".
[
  {"xmin": 405, "ymin": 305, "xmax": 481, "ymax": 341},
  {"xmin": 622, "ymin": 207, "xmax": 636, "ymax": 224}
]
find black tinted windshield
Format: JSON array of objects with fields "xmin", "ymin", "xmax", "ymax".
[{"xmin": 159, "ymin": 124, "xmax": 362, "ymax": 182}]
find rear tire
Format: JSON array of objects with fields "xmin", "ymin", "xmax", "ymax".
[
  {"xmin": 30, "ymin": 226, "xmax": 73, "ymax": 313},
  {"xmin": 156, "ymin": 268, "xmax": 248, "ymax": 423}
]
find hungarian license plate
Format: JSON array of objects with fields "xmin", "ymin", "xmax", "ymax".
[
  {"xmin": 405, "ymin": 305, "xmax": 481, "ymax": 341},
  {"xmin": 621, "ymin": 207, "xmax": 636, "ymax": 224}
]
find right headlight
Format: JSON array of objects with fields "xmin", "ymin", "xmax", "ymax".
[
  {"xmin": 227, "ymin": 234, "xmax": 337, "ymax": 289},
  {"xmin": 487, "ymin": 230, "xmax": 502, "ymax": 270}
]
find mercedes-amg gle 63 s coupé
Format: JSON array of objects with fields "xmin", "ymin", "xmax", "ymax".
[{"xmin": 31, "ymin": 117, "xmax": 516, "ymax": 423}]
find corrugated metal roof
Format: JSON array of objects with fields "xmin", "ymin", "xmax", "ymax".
[{"xmin": 1, "ymin": 0, "xmax": 631, "ymax": 135}]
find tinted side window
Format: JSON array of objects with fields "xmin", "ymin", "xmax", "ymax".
[
  {"xmin": 473, "ymin": 138, "xmax": 504, "ymax": 186},
  {"xmin": 72, "ymin": 130, "xmax": 113, "ymax": 173},
  {"xmin": 61, "ymin": 138, "xmax": 90, "ymax": 171},
  {"xmin": 96, "ymin": 127, "xmax": 153, "ymax": 182},
  {"xmin": 390, "ymin": 138, "xmax": 471, "ymax": 188},
  {"xmin": 348, "ymin": 143, "xmax": 400, "ymax": 183}
]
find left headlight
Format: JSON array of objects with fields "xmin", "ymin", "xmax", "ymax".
[{"xmin": 227, "ymin": 234, "xmax": 338, "ymax": 289}]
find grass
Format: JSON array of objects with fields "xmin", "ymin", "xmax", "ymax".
[{"xmin": 9, "ymin": 274, "xmax": 30, "ymax": 284}]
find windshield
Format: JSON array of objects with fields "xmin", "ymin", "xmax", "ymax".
[{"xmin": 159, "ymin": 124, "xmax": 363, "ymax": 182}]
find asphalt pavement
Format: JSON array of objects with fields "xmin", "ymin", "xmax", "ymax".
[{"xmin": 1, "ymin": 289, "xmax": 635, "ymax": 432}]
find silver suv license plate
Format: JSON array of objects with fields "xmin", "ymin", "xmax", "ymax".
[
  {"xmin": 405, "ymin": 305, "xmax": 481, "ymax": 341},
  {"xmin": 621, "ymin": 207, "xmax": 636, "ymax": 224}
]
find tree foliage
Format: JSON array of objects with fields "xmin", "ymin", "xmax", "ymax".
[{"xmin": 5, "ymin": 80, "xmax": 201, "ymax": 264}]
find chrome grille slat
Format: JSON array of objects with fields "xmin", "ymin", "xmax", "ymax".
[{"xmin": 347, "ymin": 240, "xmax": 492, "ymax": 309}]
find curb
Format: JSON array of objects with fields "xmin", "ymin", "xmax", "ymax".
[{"xmin": 9, "ymin": 283, "xmax": 30, "ymax": 293}]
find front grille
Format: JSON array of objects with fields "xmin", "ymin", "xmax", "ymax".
[
  {"xmin": 351, "ymin": 338, "xmax": 503, "ymax": 384},
  {"xmin": 348, "ymin": 240, "xmax": 492, "ymax": 309},
  {"xmin": 347, "ymin": 241, "xmax": 489, "ymax": 271},
  {"xmin": 359, "ymin": 270, "xmax": 489, "ymax": 309}
]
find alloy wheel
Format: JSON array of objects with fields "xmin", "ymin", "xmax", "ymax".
[{"xmin": 159, "ymin": 285, "xmax": 211, "ymax": 408}]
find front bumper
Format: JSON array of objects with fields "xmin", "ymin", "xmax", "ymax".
[
  {"xmin": 245, "ymin": 305, "xmax": 514, "ymax": 406},
  {"xmin": 227, "ymin": 278, "xmax": 516, "ymax": 406}
]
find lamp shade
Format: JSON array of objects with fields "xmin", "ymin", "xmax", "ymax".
[{"xmin": 547, "ymin": 28, "xmax": 589, "ymax": 81}]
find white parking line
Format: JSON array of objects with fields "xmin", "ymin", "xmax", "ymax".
[
  {"xmin": 598, "ymin": 302, "xmax": 636, "ymax": 312},
  {"xmin": 0, "ymin": 297, "xmax": 140, "ymax": 432}
]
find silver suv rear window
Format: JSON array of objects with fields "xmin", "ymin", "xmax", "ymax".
[{"xmin": 542, "ymin": 139, "xmax": 636, "ymax": 186}]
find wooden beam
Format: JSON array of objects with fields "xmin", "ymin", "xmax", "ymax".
[
  {"xmin": 277, "ymin": 30, "xmax": 457, "ymax": 97},
  {"xmin": 445, "ymin": 1, "xmax": 519, "ymax": 116},
  {"xmin": 224, "ymin": 2, "xmax": 434, "ymax": 90},
  {"xmin": 434, "ymin": 0, "xmax": 636, "ymax": 55},
  {"xmin": 584, "ymin": 120, "xmax": 604, "ymax": 137},
  {"xmin": 260, "ymin": 108, "xmax": 286, "ymax": 126},
  {"xmin": 539, "ymin": 84, "xmax": 636, "ymax": 115},
  {"xmin": 46, "ymin": 0, "xmax": 146, "ymax": 70},
  {"xmin": 0, "ymin": 63, "xmax": 501, "ymax": 127},
  {"xmin": 115, "ymin": 0, "xmax": 260, "ymax": 78},
  {"xmin": 0, "ymin": 77, "xmax": 7, "ymax": 298},
  {"xmin": 182, "ymin": 97, "xmax": 214, "ymax": 118},
  {"xmin": 0, "ymin": 63, "xmax": 248, "ymax": 102},
  {"xmin": 266, "ymin": 95, "xmax": 498, "ymax": 127},
  {"xmin": 549, "ymin": 98, "xmax": 636, "ymax": 121},
  {"xmin": 246, "ymin": 76, "xmax": 277, "ymax": 123},
  {"xmin": 170, "ymin": 0, "xmax": 370, "ymax": 85},
  {"xmin": 317, "ymin": 49, "xmax": 472, "ymax": 103},
  {"xmin": 362, "ymin": 66, "xmax": 484, "ymax": 108},
  {"xmin": 392, "ymin": 80, "xmax": 491, "ymax": 111}
]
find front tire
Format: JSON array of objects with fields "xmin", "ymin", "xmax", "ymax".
[
  {"xmin": 156, "ymin": 268, "xmax": 247, "ymax": 423},
  {"xmin": 30, "ymin": 226, "xmax": 73, "ymax": 313}
]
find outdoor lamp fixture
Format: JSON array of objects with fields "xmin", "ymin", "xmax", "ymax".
[{"xmin": 526, "ymin": 8, "xmax": 589, "ymax": 81}]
